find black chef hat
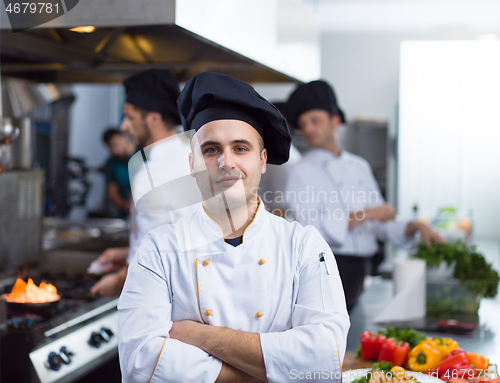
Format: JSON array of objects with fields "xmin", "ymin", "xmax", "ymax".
[
  {"xmin": 286, "ymin": 80, "xmax": 346, "ymax": 129},
  {"xmin": 124, "ymin": 69, "xmax": 181, "ymax": 125},
  {"xmin": 177, "ymin": 72, "xmax": 291, "ymax": 165}
]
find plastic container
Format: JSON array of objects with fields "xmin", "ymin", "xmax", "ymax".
[{"xmin": 426, "ymin": 279, "xmax": 482, "ymax": 315}]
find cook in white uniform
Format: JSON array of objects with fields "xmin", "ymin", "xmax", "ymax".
[
  {"xmin": 284, "ymin": 80, "xmax": 445, "ymax": 310},
  {"xmin": 90, "ymin": 70, "xmax": 191, "ymax": 296},
  {"xmin": 118, "ymin": 73, "xmax": 350, "ymax": 383}
]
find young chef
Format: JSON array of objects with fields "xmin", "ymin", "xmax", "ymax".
[
  {"xmin": 284, "ymin": 80, "xmax": 445, "ymax": 310},
  {"xmin": 90, "ymin": 69, "xmax": 191, "ymax": 296},
  {"xmin": 118, "ymin": 72, "xmax": 350, "ymax": 383}
]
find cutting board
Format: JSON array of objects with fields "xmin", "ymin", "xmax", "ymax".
[{"xmin": 343, "ymin": 351, "xmax": 373, "ymax": 371}]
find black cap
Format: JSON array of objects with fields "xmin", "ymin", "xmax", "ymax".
[
  {"xmin": 286, "ymin": 80, "xmax": 346, "ymax": 129},
  {"xmin": 124, "ymin": 69, "xmax": 181, "ymax": 124},
  {"xmin": 177, "ymin": 72, "xmax": 291, "ymax": 165}
]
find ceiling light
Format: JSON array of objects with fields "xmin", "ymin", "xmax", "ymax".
[{"xmin": 69, "ymin": 26, "xmax": 96, "ymax": 33}]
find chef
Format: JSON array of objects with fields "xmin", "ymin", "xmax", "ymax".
[
  {"xmin": 90, "ymin": 69, "xmax": 192, "ymax": 296},
  {"xmin": 118, "ymin": 72, "xmax": 350, "ymax": 383},
  {"xmin": 284, "ymin": 80, "xmax": 445, "ymax": 310}
]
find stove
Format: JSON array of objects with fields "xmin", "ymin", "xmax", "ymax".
[{"xmin": 0, "ymin": 275, "xmax": 119, "ymax": 383}]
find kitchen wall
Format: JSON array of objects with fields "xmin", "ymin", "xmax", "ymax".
[
  {"xmin": 319, "ymin": 31, "xmax": 500, "ymax": 238},
  {"xmin": 68, "ymin": 84, "xmax": 123, "ymax": 216}
]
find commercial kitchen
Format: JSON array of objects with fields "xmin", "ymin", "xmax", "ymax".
[{"xmin": 1, "ymin": 1, "xmax": 500, "ymax": 383}]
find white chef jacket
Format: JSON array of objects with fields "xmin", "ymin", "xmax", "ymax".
[
  {"xmin": 118, "ymin": 200, "xmax": 350, "ymax": 383},
  {"xmin": 259, "ymin": 143, "xmax": 302, "ymax": 213},
  {"xmin": 285, "ymin": 148, "xmax": 414, "ymax": 257},
  {"xmin": 127, "ymin": 133, "xmax": 195, "ymax": 263}
]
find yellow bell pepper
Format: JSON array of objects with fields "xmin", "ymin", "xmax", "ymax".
[
  {"xmin": 433, "ymin": 338, "xmax": 459, "ymax": 357},
  {"xmin": 406, "ymin": 343, "xmax": 442, "ymax": 373},
  {"xmin": 466, "ymin": 352, "xmax": 489, "ymax": 370},
  {"xmin": 391, "ymin": 366, "xmax": 409, "ymax": 379},
  {"xmin": 418, "ymin": 338, "xmax": 439, "ymax": 348}
]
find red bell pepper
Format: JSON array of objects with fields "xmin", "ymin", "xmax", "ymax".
[
  {"xmin": 436, "ymin": 348, "xmax": 474, "ymax": 379},
  {"xmin": 378, "ymin": 337, "xmax": 410, "ymax": 367},
  {"xmin": 360, "ymin": 331, "xmax": 387, "ymax": 360}
]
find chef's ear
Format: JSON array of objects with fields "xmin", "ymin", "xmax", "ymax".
[
  {"xmin": 260, "ymin": 147, "xmax": 267, "ymax": 175},
  {"xmin": 331, "ymin": 114, "xmax": 342, "ymax": 132},
  {"xmin": 189, "ymin": 152, "xmax": 195, "ymax": 177}
]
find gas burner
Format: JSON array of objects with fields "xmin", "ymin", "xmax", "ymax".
[
  {"xmin": 1, "ymin": 273, "xmax": 119, "ymax": 383},
  {"xmin": 8, "ymin": 313, "xmax": 45, "ymax": 329}
]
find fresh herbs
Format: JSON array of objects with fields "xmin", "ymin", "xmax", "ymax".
[
  {"xmin": 372, "ymin": 361, "xmax": 393, "ymax": 373},
  {"xmin": 377, "ymin": 326, "xmax": 426, "ymax": 349},
  {"xmin": 351, "ymin": 362, "xmax": 394, "ymax": 383},
  {"xmin": 413, "ymin": 241, "xmax": 499, "ymax": 298}
]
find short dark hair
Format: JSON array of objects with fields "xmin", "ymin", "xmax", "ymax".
[
  {"xmin": 102, "ymin": 128, "xmax": 122, "ymax": 144},
  {"xmin": 132, "ymin": 104, "xmax": 176, "ymax": 128}
]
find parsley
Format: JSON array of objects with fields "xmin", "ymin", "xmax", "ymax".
[
  {"xmin": 378, "ymin": 326, "xmax": 426, "ymax": 349},
  {"xmin": 352, "ymin": 362, "xmax": 394, "ymax": 383},
  {"xmin": 413, "ymin": 241, "xmax": 499, "ymax": 298},
  {"xmin": 372, "ymin": 361, "xmax": 393, "ymax": 373}
]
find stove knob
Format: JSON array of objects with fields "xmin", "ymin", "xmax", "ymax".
[
  {"xmin": 89, "ymin": 331, "xmax": 103, "ymax": 348},
  {"xmin": 47, "ymin": 351, "xmax": 63, "ymax": 371},
  {"xmin": 59, "ymin": 346, "xmax": 73, "ymax": 365},
  {"xmin": 100, "ymin": 327, "xmax": 114, "ymax": 342}
]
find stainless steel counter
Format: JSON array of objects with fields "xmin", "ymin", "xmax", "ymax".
[{"xmin": 347, "ymin": 238, "xmax": 500, "ymax": 365}]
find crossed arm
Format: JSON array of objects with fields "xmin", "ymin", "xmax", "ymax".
[{"xmin": 169, "ymin": 321, "xmax": 267, "ymax": 382}]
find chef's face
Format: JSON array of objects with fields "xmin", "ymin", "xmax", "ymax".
[
  {"xmin": 189, "ymin": 120, "xmax": 267, "ymax": 206},
  {"xmin": 121, "ymin": 102, "xmax": 152, "ymax": 149},
  {"xmin": 297, "ymin": 109, "xmax": 341, "ymax": 148},
  {"xmin": 107, "ymin": 133, "xmax": 129, "ymax": 158}
]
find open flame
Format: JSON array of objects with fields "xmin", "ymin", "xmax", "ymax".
[{"xmin": 3, "ymin": 278, "xmax": 59, "ymax": 303}]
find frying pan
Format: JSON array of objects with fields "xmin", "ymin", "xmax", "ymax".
[{"xmin": 1, "ymin": 294, "xmax": 61, "ymax": 314}]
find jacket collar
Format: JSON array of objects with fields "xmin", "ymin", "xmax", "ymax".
[{"xmin": 200, "ymin": 196, "xmax": 265, "ymax": 245}]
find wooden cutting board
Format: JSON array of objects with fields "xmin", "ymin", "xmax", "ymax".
[{"xmin": 343, "ymin": 351, "xmax": 373, "ymax": 371}]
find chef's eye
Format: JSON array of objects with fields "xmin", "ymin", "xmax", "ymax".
[
  {"xmin": 235, "ymin": 146, "xmax": 247, "ymax": 153},
  {"xmin": 205, "ymin": 147, "xmax": 219, "ymax": 154}
]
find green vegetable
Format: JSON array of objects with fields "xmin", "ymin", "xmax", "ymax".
[
  {"xmin": 372, "ymin": 361, "xmax": 393, "ymax": 373},
  {"xmin": 355, "ymin": 344, "xmax": 361, "ymax": 357},
  {"xmin": 352, "ymin": 375, "xmax": 370, "ymax": 383},
  {"xmin": 351, "ymin": 362, "xmax": 394, "ymax": 383},
  {"xmin": 413, "ymin": 241, "xmax": 499, "ymax": 298},
  {"xmin": 378, "ymin": 326, "xmax": 426, "ymax": 349}
]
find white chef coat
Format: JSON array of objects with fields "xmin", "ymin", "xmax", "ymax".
[
  {"xmin": 118, "ymin": 200, "xmax": 350, "ymax": 383},
  {"xmin": 259, "ymin": 143, "xmax": 302, "ymax": 213},
  {"xmin": 285, "ymin": 148, "xmax": 414, "ymax": 257},
  {"xmin": 127, "ymin": 133, "xmax": 195, "ymax": 264}
]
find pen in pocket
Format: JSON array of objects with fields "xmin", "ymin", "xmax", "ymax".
[{"xmin": 319, "ymin": 252, "xmax": 330, "ymax": 275}]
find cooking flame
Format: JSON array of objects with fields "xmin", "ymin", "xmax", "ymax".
[{"xmin": 3, "ymin": 278, "xmax": 59, "ymax": 303}]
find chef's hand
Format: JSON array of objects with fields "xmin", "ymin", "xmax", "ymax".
[
  {"xmin": 406, "ymin": 221, "xmax": 446, "ymax": 247},
  {"xmin": 365, "ymin": 203, "xmax": 396, "ymax": 222},
  {"xmin": 96, "ymin": 247, "xmax": 129, "ymax": 272},
  {"xmin": 90, "ymin": 266, "xmax": 128, "ymax": 296}
]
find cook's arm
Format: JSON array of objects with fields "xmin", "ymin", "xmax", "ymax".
[
  {"xmin": 170, "ymin": 321, "xmax": 266, "ymax": 382},
  {"xmin": 259, "ymin": 228, "xmax": 350, "ymax": 383},
  {"xmin": 118, "ymin": 233, "xmax": 222, "ymax": 383}
]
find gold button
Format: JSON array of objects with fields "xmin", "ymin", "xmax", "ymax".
[
  {"xmin": 205, "ymin": 310, "xmax": 212, "ymax": 316},
  {"xmin": 259, "ymin": 259, "xmax": 265, "ymax": 265},
  {"xmin": 256, "ymin": 312, "xmax": 263, "ymax": 318},
  {"xmin": 203, "ymin": 260, "xmax": 209, "ymax": 266}
]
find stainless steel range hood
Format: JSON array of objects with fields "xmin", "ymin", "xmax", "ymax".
[{"xmin": 0, "ymin": 0, "xmax": 320, "ymax": 84}]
